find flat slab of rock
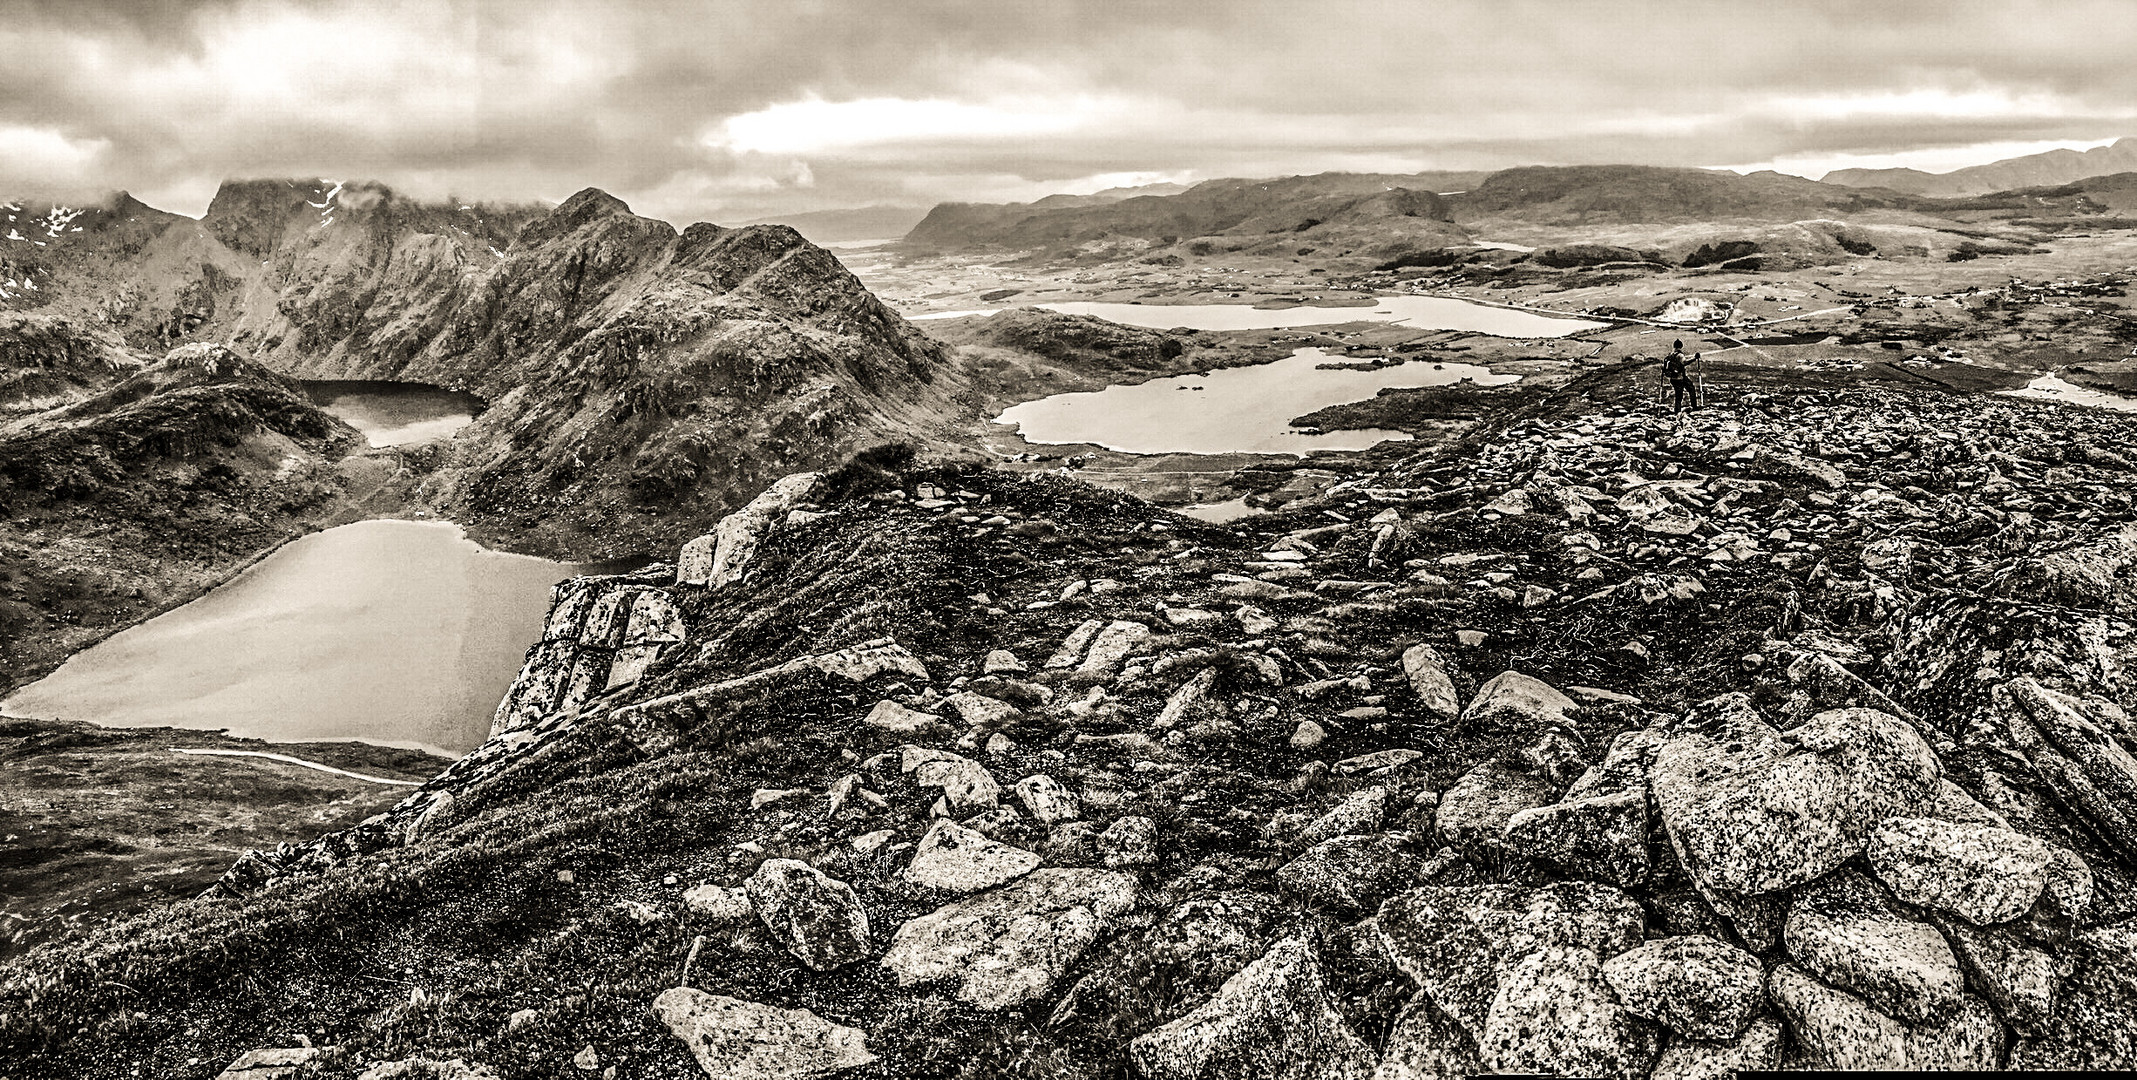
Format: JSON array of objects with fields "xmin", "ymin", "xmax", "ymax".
[
  {"xmin": 1129, "ymin": 935, "xmax": 1376, "ymax": 1080},
  {"xmin": 744, "ymin": 859, "xmax": 871, "ymax": 973},
  {"xmin": 1460, "ymin": 670, "xmax": 1575, "ymax": 736},
  {"xmin": 216, "ymin": 1047, "xmax": 320, "ymax": 1080},
  {"xmin": 1277, "ymin": 833, "xmax": 1433, "ymax": 915},
  {"xmin": 1011, "ymin": 773, "xmax": 1081, "ymax": 825},
  {"xmin": 651, "ymin": 987, "xmax": 875, "ymax": 1079},
  {"xmin": 1866, "ymin": 816, "xmax": 2056, "ymax": 924},
  {"xmin": 903, "ymin": 819, "xmax": 1041, "ymax": 894},
  {"xmin": 1078, "ymin": 620, "xmax": 1152, "ymax": 676},
  {"xmin": 1767, "ymin": 964, "xmax": 2004, "ymax": 1071},
  {"xmin": 1600, "ymin": 934, "xmax": 1762, "ymax": 1041},
  {"xmin": 900, "ymin": 745, "xmax": 1000, "ymax": 813},
  {"xmin": 863, "ymin": 700, "xmax": 946, "ymax": 735},
  {"xmin": 883, "ymin": 868, "xmax": 1138, "ymax": 1010}
]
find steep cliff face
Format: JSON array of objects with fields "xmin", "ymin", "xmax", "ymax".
[
  {"xmin": 0, "ymin": 313, "xmax": 142, "ymax": 414},
  {"xmin": 407, "ymin": 190, "xmax": 957, "ymax": 557}
]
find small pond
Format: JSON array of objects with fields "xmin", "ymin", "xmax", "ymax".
[
  {"xmin": 2002, "ymin": 374, "xmax": 2137, "ymax": 413},
  {"xmin": 914, "ymin": 295, "xmax": 1608, "ymax": 337},
  {"xmin": 2, "ymin": 520, "xmax": 598, "ymax": 758},
  {"xmin": 304, "ymin": 380, "xmax": 483, "ymax": 448},
  {"xmin": 995, "ymin": 347, "xmax": 1520, "ymax": 455}
]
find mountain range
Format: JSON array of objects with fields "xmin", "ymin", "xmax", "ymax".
[{"xmin": 1823, "ymin": 137, "xmax": 2137, "ymax": 197}]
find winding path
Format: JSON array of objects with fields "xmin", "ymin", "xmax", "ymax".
[{"xmin": 170, "ymin": 747, "xmax": 423, "ymax": 786}]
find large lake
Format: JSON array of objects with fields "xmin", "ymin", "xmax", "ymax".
[
  {"xmin": 915, "ymin": 295, "xmax": 1608, "ymax": 337},
  {"xmin": 305, "ymin": 381, "xmax": 483, "ymax": 448},
  {"xmin": 1, "ymin": 520, "xmax": 587, "ymax": 758},
  {"xmin": 996, "ymin": 347, "xmax": 1520, "ymax": 455}
]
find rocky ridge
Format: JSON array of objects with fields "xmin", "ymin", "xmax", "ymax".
[
  {"xmin": 0, "ymin": 181, "xmax": 960, "ymax": 557},
  {"xmin": 7, "ymin": 366, "xmax": 2137, "ymax": 1076}
]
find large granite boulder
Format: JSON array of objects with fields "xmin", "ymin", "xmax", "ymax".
[
  {"xmin": 1460, "ymin": 670, "xmax": 1575, "ymax": 737},
  {"xmin": 1767, "ymin": 964, "xmax": 2004, "ymax": 1070},
  {"xmin": 1599, "ymin": 935, "xmax": 1762, "ymax": 1041},
  {"xmin": 1648, "ymin": 1018, "xmax": 1783, "ymax": 1080},
  {"xmin": 1782, "ymin": 870, "xmax": 1961, "ymax": 1026},
  {"xmin": 1376, "ymin": 881, "xmax": 1644, "ymax": 1039},
  {"xmin": 1865, "ymin": 816, "xmax": 2060, "ymax": 924},
  {"xmin": 903, "ymin": 819, "xmax": 1041, "ymax": 894},
  {"xmin": 1480, "ymin": 946, "xmax": 1661, "ymax": 1080},
  {"xmin": 1650, "ymin": 696, "xmax": 1937, "ymax": 904},
  {"xmin": 1373, "ymin": 992, "xmax": 1483, "ymax": 1080},
  {"xmin": 1278, "ymin": 833, "xmax": 1435, "ymax": 915}
]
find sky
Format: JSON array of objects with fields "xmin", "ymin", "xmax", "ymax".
[{"xmin": 2, "ymin": 0, "xmax": 2135, "ymax": 224}]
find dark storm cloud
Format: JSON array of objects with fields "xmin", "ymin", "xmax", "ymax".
[{"xmin": 0, "ymin": 0, "xmax": 2132, "ymax": 223}]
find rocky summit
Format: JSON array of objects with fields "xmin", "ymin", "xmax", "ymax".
[{"xmin": 5, "ymin": 345, "xmax": 2137, "ymax": 1078}]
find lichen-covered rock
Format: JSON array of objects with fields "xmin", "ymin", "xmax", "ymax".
[
  {"xmin": 1099, "ymin": 815, "xmax": 1157, "ymax": 869},
  {"xmin": 1783, "ymin": 870, "xmax": 1962, "ymax": 1026},
  {"xmin": 903, "ymin": 819, "xmax": 1041, "ymax": 893},
  {"xmin": 1767, "ymin": 964, "xmax": 2005, "ymax": 1071},
  {"xmin": 1504, "ymin": 789, "xmax": 1648, "ymax": 887},
  {"xmin": 1377, "ymin": 881, "xmax": 1644, "ymax": 1038},
  {"xmin": 900, "ymin": 745, "xmax": 1000, "ymax": 813},
  {"xmin": 882, "ymin": 868, "xmax": 1138, "ymax": 1010},
  {"xmin": 1373, "ymin": 991, "xmax": 1483, "ymax": 1080},
  {"xmin": 1128, "ymin": 935, "xmax": 1376, "ymax": 1080},
  {"xmin": 1436, "ymin": 760, "xmax": 1554, "ymax": 860},
  {"xmin": 1985, "ymin": 677, "xmax": 2137, "ymax": 860},
  {"xmin": 1079, "ymin": 620, "xmax": 1152, "ymax": 677},
  {"xmin": 1296, "ymin": 786, "xmax": 1389, "ymax": 849},
  {"xmin": 1648, "ymin": 1019, "xmax": 1783, "ymax": 1080},
  {"xmin": 2008, "ymin": 923, "xmax": 2137, "ymax": 1069},
  {"xmin": 1459, "ymin": 670, "xmax": 1575, "ymax": 736},
  {"xmin": 1278, "ymin": 834, "xmax": 1434, "ymax": 915},
  {"xmin": 743, "ymin": 859, "xmax": 871, "ymax": 972},
  {"xmin": 862, "ymin": 700, "xmax": 946, "ymax": 735},
  {"xmin": 1651, "ymin": 696, "xmax": 1938, "ymax": 900},
  {"xmin": 1401, "ymin": 644, "xmax": 1459, "ymax": 721},
  {"xmin": 1932, "ymin": 914, "xmax": 2060, "ymax": 1036},
  {"xmin": 1865, "ymin": 816, "xmax": 2058, "ymax": 924},
  {"xmin": 1480, "ymin": 946, "xmax": 1661, "ymax": 1080},
  {"xmin": 650, "ymin": 987, "xmax": 875, "ymax": 1079},
  {"xmin": 1010, "ymin": 773, "xmax": 1081, "ymax": 825},
  {"xmin": 1599, "ymin": 935, "xmax": 1762, "ymax": 1041}
]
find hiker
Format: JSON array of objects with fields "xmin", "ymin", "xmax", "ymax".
[{"xmin": 1663, "ymin": 339, "xmax": 1702, "ymax": 413}]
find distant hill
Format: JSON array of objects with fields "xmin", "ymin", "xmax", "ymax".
[
  {"xmin": 902, "ymin": 171, "xmax": 1482, "ymax": 259},
  {"xmin": 741, "ymin": 204, "xmax": 930, "ymax": 244},
  {"xmin": 1824, "ymin": 137, "xmax": 2137, "ymax": 196},
  {"xmin": 1448, "ymin": 165, "xmax": 1930, "ymax": 226}
]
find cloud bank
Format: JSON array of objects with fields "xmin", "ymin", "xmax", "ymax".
[{"xmin": 3, "ymin": 0, "xmax": 2134, "ymax": 223}]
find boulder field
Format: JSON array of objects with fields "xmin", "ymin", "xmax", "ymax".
[{"xmin": 7, "ymin": 370, "xmax": 2137, "ymax": 1078}]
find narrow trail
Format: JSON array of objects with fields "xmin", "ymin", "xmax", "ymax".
[{"xmin": 170, "ymin": 748, "xmax": 423, "ymax": 786}]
